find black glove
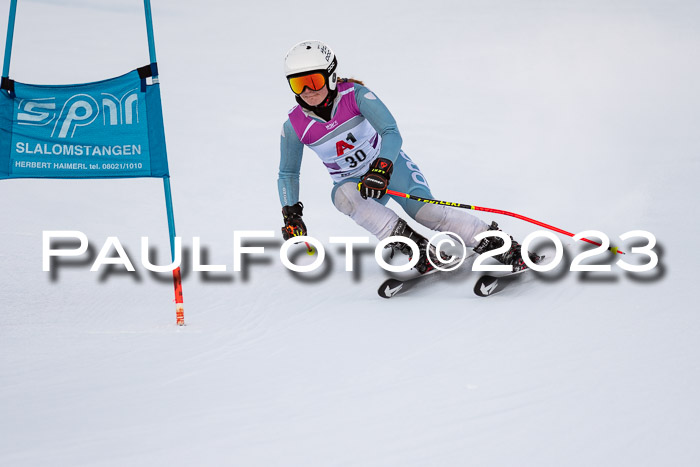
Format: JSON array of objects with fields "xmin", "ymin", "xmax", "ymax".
[
  {"xmin": 281, "ymin": 202, "xmax": 308, "ymax": 240},
  {"xmin": 358, "ymin": 158, "xmax": 393, "ymax": 199}
]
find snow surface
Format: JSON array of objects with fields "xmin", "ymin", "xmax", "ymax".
[{"xmin": 1, "ymin": 0, "xmax": 699, "ymax": 465}]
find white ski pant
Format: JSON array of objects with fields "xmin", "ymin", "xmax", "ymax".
[{"xmin": 332, "ymin": 181, "xmax": 488, "ymax": 247}]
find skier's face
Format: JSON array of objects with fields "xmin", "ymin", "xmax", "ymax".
[{"xmin": 299, "ymin": 85, "xmax": 328, "ymax": 106}]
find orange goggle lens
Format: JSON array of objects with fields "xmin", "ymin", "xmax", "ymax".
[{"xmin": 288, "ymin": 73, "xmax": 326, "ymax": 95}]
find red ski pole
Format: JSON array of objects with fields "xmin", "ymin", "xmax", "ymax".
[{"xmin": 387, "ymin": 189, "xmax": 624, "ymax": 254}]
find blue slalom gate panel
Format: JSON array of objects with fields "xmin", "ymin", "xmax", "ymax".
[{"xmin": 0, "ymin": 67, "xmax": 169, "ymax": 179}]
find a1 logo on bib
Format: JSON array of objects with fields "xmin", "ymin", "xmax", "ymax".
[{"xmin": 335, "ymin": 140, "xmax": 354, "ymax": 156}]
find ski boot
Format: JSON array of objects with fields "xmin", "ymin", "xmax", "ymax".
[
  {"xmin": 386, "ymin": 219, "xmax": 452, "ymax": 275},
  {"xmin": 473, "ymin": 221, "xmax": 541, "ymax": 272}
]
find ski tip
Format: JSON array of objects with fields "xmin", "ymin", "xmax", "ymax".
[
  {"xmin": 378, "ymin": 279, "xmax": 405, "ymax": 299},
  {"xmin": 474, "ymin": 275, "xmax": 500, "ymax": 297}
]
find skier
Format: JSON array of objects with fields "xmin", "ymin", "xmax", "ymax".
[{"xmin": 278, "ymin": 40, "xmax": 537, "ymax": 274}]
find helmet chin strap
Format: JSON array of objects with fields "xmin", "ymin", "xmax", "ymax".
[
  {"xmin": 295, "ymin": 86, "xmax": 338, "ymax": 121},
  {"xmin": 318, "ymin": 87, "xmax": 337, "ymax": 107}
]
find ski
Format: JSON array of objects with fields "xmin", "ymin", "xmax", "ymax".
[
  {"xmin": 473, "ymin": 270, "xmax": 530, "ymax": 297},
  {"xmin": 473, "ymin": 253, "xmax": 546, "ymax": 297},
  {"xmin": 378, "ymin": 270, "xmax": 442, "ymax": 299},
  {"xmin": 377, "ymin": 255, "xmax": 470, "ymax": 299}
]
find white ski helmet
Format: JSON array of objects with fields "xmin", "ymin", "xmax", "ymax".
[{"xmin": 284, "ymin": 40, "xmax": 338, "ymax": 92}]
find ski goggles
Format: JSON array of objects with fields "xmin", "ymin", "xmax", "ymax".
[{"xmin": 287, "ymin": 72, "xmax": 326, "ymax": 95}]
